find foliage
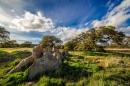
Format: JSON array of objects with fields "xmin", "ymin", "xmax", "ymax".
[
  {"xmin": 0, "ymin": 40, "xmax": 18, "ymax": 48},
  {"xmin": 56, "ymin": 44, "xmax": 64, "ymax": 49},
  {"xmin": 20, "ymin": 41, "xmax": 32, "ymax": 48},
  {"xmin": 0, "ymin": 26, "xmax": 10, "ymax": 44},
  {"xmin": 0, "ymin": 72, "xmax": 28, "ymax": 86},
  {"xmin": 64, "ymin": 40, "xmax": 77, "ymax": 50},
  {"xmin": 40, "ymin": 35, "xmax": 62, "ymax": 48},
  {"xmin": 65, "ymin": 26, "xmax": 125, "ymax": 51}
]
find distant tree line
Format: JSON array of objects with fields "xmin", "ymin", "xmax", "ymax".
[
  {"xmin": 0, "ymin": 40, "xmax": 36, "ymax": 48},
  {"xmin": 0, "ymin": 26, "xmax": 130, "ymax": 50},
  {"xmin": 64, "ymin": 26, "xmax": 130, "ymax": 51},
  {"xmin": 0, "ymin": 26, "xmax": 36, "ymax": 48}
]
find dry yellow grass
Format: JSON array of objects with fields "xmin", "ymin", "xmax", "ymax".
[
  {"xmin": 0, "ymin": 48, "xmax": 33, "ymax": 52},
  {"xmin": 105, "ymin": 48, "xmax": 130, "ymax": 51}
]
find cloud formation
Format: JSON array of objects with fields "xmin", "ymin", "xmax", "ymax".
[
  {"xmin": 91, "ymin": 0, "xmax": 130, "ymax": 28},
  {"xmin": 0, "ymin": 8, "xmax": 13, "ymax": 23},
  {"xmin": 10, "ymin": 11, "xmax": 88, "ymax": 42},
  {"xmin": 119, "ymin": 26, "xmax": 130, "ymax": 35},
  {"xmin": 1, "ymin": 0, "xmax": 129, "ymax": 44},
  {"xmin": 0, "ymin": 0, "xmax": 26, "ymax": 25},
  {"xmin": 10, "ymin": 11, "xmax": 54, "ymax": 32},
  {"xmin": 50, "ymin": 27, "xmax": 88, "ymax": 42}
]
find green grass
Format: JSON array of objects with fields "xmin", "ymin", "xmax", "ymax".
[
  {"xmin": 0, "ymin": 48, "xmax": 130, "ymax": 86},
  {"xmin": 0, "ymin": 72, "xmax": 28, "ymax": 86},
  {"xmin": 0, "ymin": 49, "xmax": 32, "ymax": 85}
]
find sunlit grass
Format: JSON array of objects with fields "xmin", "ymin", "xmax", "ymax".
[
  {"xmin": 0, "ymin": 48, "xmax": 32, "ymax": 53},
  {"xmin": 0, "ymin": 48, "xmax": 130, "ymax": 86}
]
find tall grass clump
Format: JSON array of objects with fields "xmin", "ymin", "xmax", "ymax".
[{"xmin": 0, "ymin": 72, "xmax": 28, "ymax": 86}]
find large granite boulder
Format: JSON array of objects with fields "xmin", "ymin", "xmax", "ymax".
[
  {"xmin": 8, "ymin": 45, "xmax": 43, "ymax": 74},
  {"xmin": 27, "ymin": 51, "xmax": 63, "ymax": 80},
  {"xmin": 8, "ymin": 56, "xmax": 34, "ymax": 74},
  {"xmin": 31, "ymin": 45, "xmax": 43, "ymax": 58},
  {"xmin": 8, "ymin": 45, "xmax": 68, "ymax": 80},
  {"xmin": 61, "ymin": 49, "xmax": 69, "ymax": 56}
]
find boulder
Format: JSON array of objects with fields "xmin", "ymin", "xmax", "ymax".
[
  {"xmin": 8, "ymin": 56, "xmax": 34, "ymax": 74},
  {"xmin": 52, "ymin": 46, "xmax": 59, "ymax": 53},
  {"xmin": 8, "ymin": 45, "xmax": 67, "ymax": 80},
  {"xmin": 27, "ymin": 52, "xmax": 62, "ymax": 80},
  {"xmin": 44, "ymin": 47, "xmax": 52, "ymax": 53},
  {"xmin": 8, "ymin": 45, "xmax": 43, "ymax": 74},
  {"xmin": 61, "ymin": 49, "xmax": 69, "ymax": 56},
  {"xmin": 32, "ymin": 45, "xmax": 43, "ymax": 59}
]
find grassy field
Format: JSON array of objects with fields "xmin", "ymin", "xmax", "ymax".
[
  {"xmin": 0, "ymin": 48, "xmax": 33, "ymax": 52},
  {"xmin": 0, "ymin": 48, "xmax": 130, "ymax": 86}
]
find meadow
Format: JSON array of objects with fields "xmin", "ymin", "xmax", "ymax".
[{"xmin": 0, "ymin": 48, "xmax": 130, "ymax": 86}]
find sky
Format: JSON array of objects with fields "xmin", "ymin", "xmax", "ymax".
[{"xmin": 0, "ymin": 0, "xmax": 130, "ymax": 44}]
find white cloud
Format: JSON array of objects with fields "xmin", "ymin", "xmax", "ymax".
[
  {"xmin": 0, "ymin": 0, "xmax": 91, "ymax": 43},
  {"xmin": 0, "ymin": 0, "xmax": 26, "ymax": 14},
  {"xmin": 106, "ymin": 0, "xmax": 115, "ymax": 11},
  {"xmin": 118, "ymin": 26, "xmax": 130, "ymax": 35},
  {"xmin": 50, "ymin": 27, "xmax": 88, "ymax": 42},
  {"xmin": 106, "ymin": 0, "xmax": 111, "ymax": 7},
  {"xmin": 91, "ymin": 0, "xmax": 130, "ymax": 28},
  {"xmin": 108, "ymin": 3, "xmax": 115, "ymax": 11},
  {"xmin": 11, "ymin": 9, "xmax": 15, "ymax": 12},
  {"xmin": 9, "ymin": 11, "xmax": 88, "ymax": 43},
  {"xmin": 85, "ymin": 22, "xmax": 89, "ymax": 26},
  {"xmin": 10, "ymin": 11, "xmax": 54, "ymax": 32},
  {"xmin": 0, "ymin": 0, "xmax": 26, "ymax": 24},
  {"xmin": 0, "ymin": 23, "xmax": 5, "ymax": 27},
  {"xmin": 0, "ymin": 8, "xmax": 13, "ymax": 23}
]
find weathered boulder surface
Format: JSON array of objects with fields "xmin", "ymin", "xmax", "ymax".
[
  {"xmin": 8, "ymin": 45, "xmax": 69, "ymax": 80},
  {"xmin": 8, "ymin": 56, "xmax": 34, "ymax": 74},
  {"xmin": 8, "ymin": 45, "xmax": 43, "ymax": 74},
  {"xmin": 27, "ymin": 51, "xmax": 63, "ymax": 80},
  {"xmin": 31, "ymin": 45, "xmax": 43, "ymax": 58},
  {"xmin": 61, "ymin": 49, "xmax": 69, "ymax": 56}
]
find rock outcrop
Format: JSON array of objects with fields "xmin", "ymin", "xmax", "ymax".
[
  {"xmin": 61, "ymin": 49, "xmax": 69, "ymax": 56},
  {"xmin": 31, "ymin": 45, "xmax": 43, "ymax": 58},
  {"xmin": 8, "ymin": 45, "xmax": 43, "ymax": 74},
  {"xmin": 8, "ymin": 45, "xmax": 69, "ymax": 80},
  {"xmin": 27, "ymin": 51, "xmax": 63, "ymax": 80},
  {"xmin": 8, "ymin": 56, "xmax": 34, "ymax": 74}
]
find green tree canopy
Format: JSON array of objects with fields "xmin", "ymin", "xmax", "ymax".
[
  {"xmin": 20, "ymin": 41, "xmax": 32, "ymax": 48},
  {"xmin": 1, "ymin": 40, "xmax": 17, "ymax": 48},
  {"xmin": 64, "ymin": 26, "xmax": 125, "ymax": 51},
  {"xmin": 40, "ymin": 35, "xmax": 62, "ymax": 48},
  {"xmin": 0, "ymin": 26, "xmax": 10, "ymax": 43}
]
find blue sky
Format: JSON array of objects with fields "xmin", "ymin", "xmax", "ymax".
[{"xmin": 0, "ymin": 0, "xmax": 130, "ymax": 44}]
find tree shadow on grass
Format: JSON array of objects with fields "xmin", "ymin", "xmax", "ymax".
[
  {"xmin": 34, "ymin": 55, "xmax": 104, "ymax": 84},
  {"xmin": 44, "ymin": 63, "xmax": 92, "ymax": 82},
  {"xmin": 107, "ymin": 50, "xmax": 130, "ymax": 57},
  {"xmin": 12, "ymin": 50, "xmax": 31, "ymax": 59},
  {"xmin": 105, "ymin": 70, "xmax": 130, "ymax": 85},
  {"xmin": 85, "ymin": 50, "xmax": 130, "ymax": 57},
  {"xmin": 0, "ymin": 50, "xmax": 15, "ymax": 63}
]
